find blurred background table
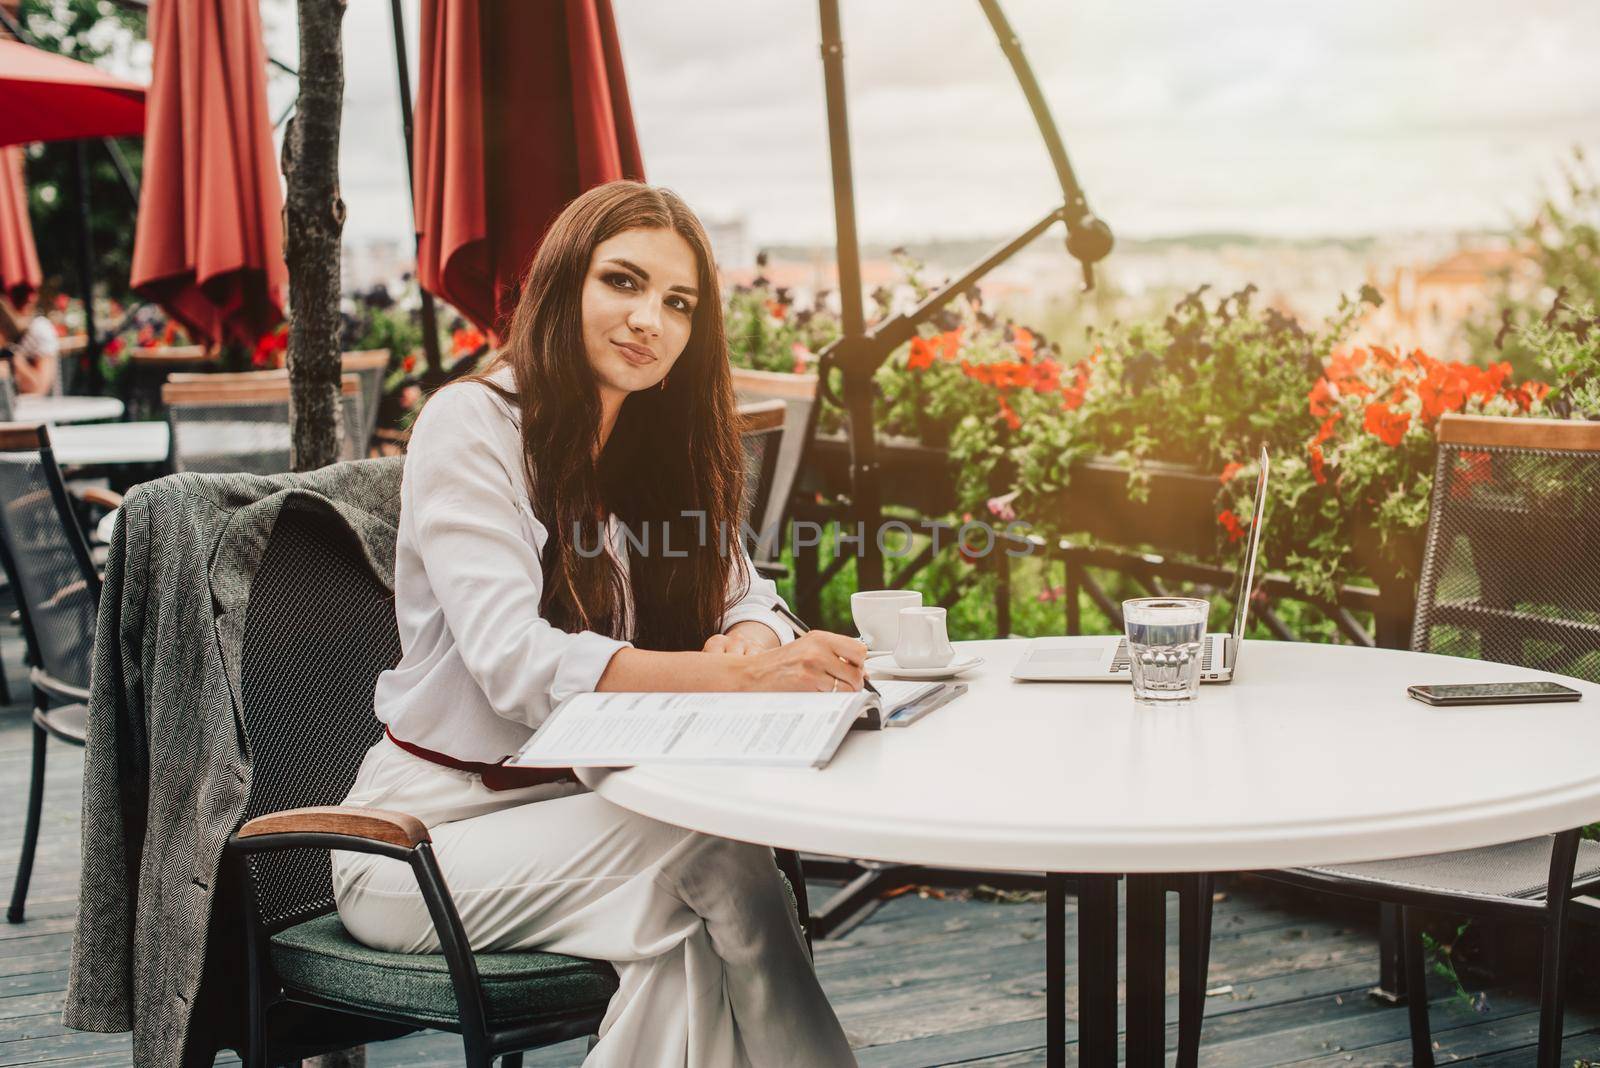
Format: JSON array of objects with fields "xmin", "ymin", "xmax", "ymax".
[{"xmin": 13, "ymin": 394, "xmax": 124, "ymax": 424}]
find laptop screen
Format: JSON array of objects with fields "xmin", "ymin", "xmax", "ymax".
[{"xmin": 1227, "ymin": 447, "xmax": 1271, "ymax": 651}]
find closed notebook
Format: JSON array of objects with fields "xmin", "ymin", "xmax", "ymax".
[{"xmin": 509, "ymin": 682, "xmax": 963, "ymax": 769}]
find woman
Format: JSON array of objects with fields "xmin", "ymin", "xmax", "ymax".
[
  {"xmin": 333, "ymin": 182, "xmax": 862, "ymax": 1067},
  {"xmin": 0, "ymin": 293, "xmax": 60, "ymax": 395}
]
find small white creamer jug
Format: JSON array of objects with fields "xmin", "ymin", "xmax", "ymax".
[{"xmin": 894, "ymin": 606, "xmax": 954, "ymax": 669}]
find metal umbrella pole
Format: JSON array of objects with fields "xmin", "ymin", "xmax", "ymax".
[
  {"xmin": 806, "ymin": 5, "xmax": 1118, "ymax": 1064},
  {"xmin": 811, "ymin": 0, "xmax": 1113, "ymax": 598},
  {"xmin": 387, "ymin": 0, "xmax": 446, "ymax": 385}
]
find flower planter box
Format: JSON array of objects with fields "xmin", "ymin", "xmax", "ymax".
[
  {"xmin": 806, "ymin": 434, "xmax": 1224, "ymax": 559},
  {"xmin": 1038, "ymin": 457, "xmax": 1225, "ymax": 560}
]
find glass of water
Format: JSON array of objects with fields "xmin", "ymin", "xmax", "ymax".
[{"xmin": 1123, "ymin": 597, "xmax": 1209, "ymax": 704}]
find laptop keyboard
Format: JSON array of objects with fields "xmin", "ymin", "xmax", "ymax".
[{"xmin": 1111, "ymin": 637, "xmax": 1218, "ymax": 674}]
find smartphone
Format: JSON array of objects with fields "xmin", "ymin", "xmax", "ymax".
[{"xmin": 1407, "ymin": 681, "xmax": 1582, "ymax": 706}]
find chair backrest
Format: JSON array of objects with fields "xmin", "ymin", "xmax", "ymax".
[
  {"xmin": 340, "ymin": 350, "xmax": 389, "ymax": 453},
  {"xmin": 731, "ymin": 368, "xmax": 818, "ymax": 564},
  {"xmin": 168, "ymin": 350, "xmax": 390, "ymax": 455},
  {"xmin": 162, "ymin": 374, "xmax": 364, "ymax": 475},
  {"xmin": 236, "ymin": 495, "xmax": 401, "ymax": 931},
  {"xmin": 0, "ymin": 423, "xmax": 100, "ymax": 694},
  {"xmin": 1412, "ymin": 414, "xmax": 1600, "ymax": 681},
  {"xmin": 736, "ymin": 399, "xmax": 786, "ymax": 558}
]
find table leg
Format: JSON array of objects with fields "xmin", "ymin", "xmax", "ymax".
[
  {"xmin": 1046, "ymin": 874, "xmax": 1066, "ymax": 1068},
  {"xmin": 1125, "ymin": 874, "xmax": 1166, "ymax": 1068},
  {"xmin": 1077, "ymin": 875, "xmax": 1118, "ymax": 1068}
]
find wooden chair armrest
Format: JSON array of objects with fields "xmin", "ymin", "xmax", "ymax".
[
  {"xmin": 71, "ymin": 485, "xmax": 123, "ymax": 511},
  {"xmin": 237, "ymin": 805, "xmax": 430, "ymax": 847}
]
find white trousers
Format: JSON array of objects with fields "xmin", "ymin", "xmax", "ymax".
[{"xmin": 331, "ymin": 737, "xmax": 856, "ymax": 1067}]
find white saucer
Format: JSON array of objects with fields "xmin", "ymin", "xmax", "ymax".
[{"xmin": 866, "ymin": 654, "xmax": 985, "ymax": 680}]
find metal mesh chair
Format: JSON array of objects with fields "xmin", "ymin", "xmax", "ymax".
[
  {"xmin": 224, "ymin": 495, "xmax": 617, "ymax": 1067},
  {"xmin": 339, "ymin": 350, "xmax": 389, "ymax": 456},
  {"xmin": 163, "ymin": 375, "xmax": 365, "ymax": 475},
  {"xmin": 0, "ymin": 423, "xmax": 98, "ymax": 923},
  {"xmin": 169, "ymin": 352, "xmax": 391, "ymax": 458},
  {"xmin": 736, "ymin": 398, "xmax": 786, "ymax": 563},
  {"xmin": 733, "ymin": 368, "xmax": 819, "ymax": 576},
  {"xmin": 1265, "ymin": 414, "xmax": 1600, "ymax": 1068}
]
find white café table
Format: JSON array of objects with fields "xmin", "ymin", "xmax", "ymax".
[
  {"xmin": 581, "ymin": 637, "xmax": 1600, "ymax": 1067},
  {"xmin": 48, "ymin": 421, "xmax": 171, "ymax": 467},
  {"xmin": 13, "ymin": 394, "xmax": 125, "ymax": 424}
]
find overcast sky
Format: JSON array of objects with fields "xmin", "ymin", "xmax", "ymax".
[{"xmin": 262, "ymin": 0, "xmax": 1600, "ymax": 249}]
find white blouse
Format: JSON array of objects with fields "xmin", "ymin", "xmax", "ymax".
[{"xmin": 375, "ymin": 367, "xmax": 796, "ymax": 762}]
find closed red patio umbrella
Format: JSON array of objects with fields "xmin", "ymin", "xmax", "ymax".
[
  {"xmin": 0, "ymin": 147, "xmax": 41, "ymax": 305},
  {"xmin": 412, "ymin": 0, "xmax": 644, "ymax": 339},
  {"xmin": 130, "ymin": 0, "xmax": 286, "ymax": 347},
  {"xmin": 0, "ymin": 39, "xmax": 146, "ymax": 147}
]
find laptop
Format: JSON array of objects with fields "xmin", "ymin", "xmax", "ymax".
[{"xmin": 1010, "ymin": 446, "xmax": 1270, "ymax": 684}]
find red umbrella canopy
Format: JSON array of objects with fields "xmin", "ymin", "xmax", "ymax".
[
  {"xmin": 0, "ymin": 39, "xmax": 147, "ymax": 147},
  {"xmin": 0, "ymin": 147, "xmax": 42, "ymax": 306},
  {"xmin": 129, "ymin": 0, "xmax": 286, "ymax": 347},
  {"xmin": 414, "ymin": 0, "xmax": 645, "ymax": 338}
]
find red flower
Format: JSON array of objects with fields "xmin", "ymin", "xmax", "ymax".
[
  {"xmin": 936, "ymin": 328, "xmax": 963, "ymax": 362},
  {"xmin": 451, "ymin": 326, "xmax": 485, "ymax": 356},
  {"xmin": 997, "ymin": 395, "xmax": 1021, "ymax": 430},
  {"xmin": 1059, "ymin": 360, "xmax": 1092, "ymax": 411},
  {"xmin": 53, "ymin": 294, "xmax": 68, "ymax": 312},
  {"xmin": 1308, "ymin": 378, "xmax": 1336, "ymax": 418},
  {"xmin": 1219, "ymin": 461, "xmax": 1244, "ymax": 485},
  {"xmin": 907, "ymin": 336, "xmax": 936, "ymax": 371},
  {"xmin": 104, "ymin": 337, "xmax": 125, "ymax": 357},
  {"xmin": 1363, "ymin": 401, "xmax": 1410, "ymax": 447},
  {"xmin": 1326, "ymin": 347, "xmax": 1369, "ymax": 383},
  {"xmin": 764, "ymin": 299, "xmax": 787, "ymax": 321},
  {"xmin": 1012, "ymin": 326, "xmax": 1036, "ymax": 363},
  {"xmin": 1313, "ymin": 413, "xmax": 1341, "ymax": 445},
  {"xmin": 1029, "ymin": 357, "xmax": 1062, "ymax": 393},
  {"xmin": 1307, "ymin": 442, "xmax": 1328, "ymax": 485},
  {"xmin": 402, "ymin": 353, "xmax": 417, "ymax": 373},
  {"xmin": 1218, "ymin": 508, "xmax": 1246, "ymax": 543},
  {"xmin": 1450, "ymin": 450, "xmax": 1494, "ymax": 499}
]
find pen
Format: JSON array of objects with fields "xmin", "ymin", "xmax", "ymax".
[{"xmin": 769, "ymin": 602, "xmax": 882, "ymax": 699}]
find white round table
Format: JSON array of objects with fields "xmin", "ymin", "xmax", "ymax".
[
  {"xmin": 582, "ymin": 638, "xmax": 1600, "ymax": 1067},
  {"xmin": 13, "ymin": 394, "xmax": 125, "ymax": 424},
  {"xmin": 49, "ymin": 421, "xmax": 171, "ymax": 466}
]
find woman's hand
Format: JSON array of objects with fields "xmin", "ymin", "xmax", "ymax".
[
  {"xmin": 702, "ymin": 633, "xmax": 766, "ymax": 657},
  {"xmin": 737, "ymin": 630, "xmax": 868, "ymax": 693}
]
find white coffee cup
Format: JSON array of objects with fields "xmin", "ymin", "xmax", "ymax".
[
  {"xmin": 850, "ymin": 589, "xmax": 922, "ymax": 651},
  {"xmin": 894, "ymin": 606, "xmax": 955, "ymax": 669}
]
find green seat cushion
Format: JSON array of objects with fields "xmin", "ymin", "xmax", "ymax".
[{"xmin": 269, "ymin": 914, "xmax": 618, "ymax": 1030}]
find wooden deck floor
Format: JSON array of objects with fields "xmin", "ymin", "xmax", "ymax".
[{"xmin": 5, "ymin": 623, "xmax": 1600, "ymax": 1066}]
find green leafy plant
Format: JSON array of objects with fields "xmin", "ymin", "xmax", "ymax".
[{"xmin": 724, "ymin": 255, "xmax": 841, "ymax": 374}]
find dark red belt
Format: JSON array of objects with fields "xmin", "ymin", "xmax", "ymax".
[{"xmin": 385, "ymin": 727, "xmax": 575, "ymax": 791}]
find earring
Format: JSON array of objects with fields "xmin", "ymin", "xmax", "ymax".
[{"xmin": 660, "ymin": 374, "xmax": 669, "ymax": 392}]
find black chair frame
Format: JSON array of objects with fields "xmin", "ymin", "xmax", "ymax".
[
  {"xmin": 1262, "ymin": 829, "xmax": 1586, "ymax": 1068},
  {"xmin": 222, "ymin": 494, "xmax": 816, "ymax": 1065},
  {"xmin": 227, "ymin": 830, "xmax": 601, "ymax": 1068},
  {"xmin": 1, "ymin": 423, "xmax": 99, "ymax": 923}
]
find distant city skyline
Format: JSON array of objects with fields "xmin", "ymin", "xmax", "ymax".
[{"xmin": 257, "ymin": 1, "xmax": 1600, "ymax": 250}]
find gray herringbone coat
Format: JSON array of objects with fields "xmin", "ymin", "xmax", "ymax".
[{"xmin": 64, "ymin": 458, "xmax": 403, "ymax": 1066}]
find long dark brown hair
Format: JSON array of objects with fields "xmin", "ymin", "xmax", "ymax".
[{"xmin": 462, "ymin": 181, "xmax": 748, "ymax": 651}]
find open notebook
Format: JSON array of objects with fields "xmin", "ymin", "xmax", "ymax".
[{"xmin": 509, "ymin": 681, "xmax": 964, "ymax": 770}]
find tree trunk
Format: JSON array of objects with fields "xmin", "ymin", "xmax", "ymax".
[
  {"xmin": 283, "ymin": 20, "xmax": 359, "ymax": 1068},
  {"xmin": 281, "ymin": 0, "xmax": 348, "ymax": 472}
]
